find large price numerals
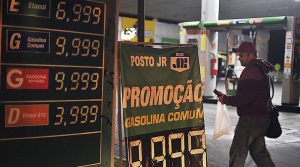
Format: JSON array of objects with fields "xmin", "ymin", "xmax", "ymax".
[
  {"xmin": 54, "ymin": 105, "xmax": 100, "ymax": 126},
  {"xmin": 55, "ymin": 36, "xmax": 102, "ymax": 58},
  {"xmin": 129, "ymin": 130, "xmax": 206, "ymax": 167},
  {"xmin": 55, "ymin": 1, "xmax": 103, "ymax": 25},
  {"xmin": 54, "ymin": 71, "xmax": 100, "ymax": 91}
]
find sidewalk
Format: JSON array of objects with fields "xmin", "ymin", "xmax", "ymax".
[{"xmin": 204, "ymin": 103, "xmax": 300, "ymax": 167}]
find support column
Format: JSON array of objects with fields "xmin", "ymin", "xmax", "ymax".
[
  {"xmin": 282, "ymin": 16, "xmax": 299, "ymax": 105},
  {"xmin": 138, "ymin": 0, "xmax": 145, "ymax": 42},
  {"xmin": 201, "ymin": 0, "xmax": 219, "ymax": 97},
  {"xmin": 256, "ymin": 26, "xmax": 270, "ymax": 60}
]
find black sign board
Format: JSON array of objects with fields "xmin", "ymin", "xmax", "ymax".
[{"xmin": 0, "ymin": 0, "xmax": 116, "ymax": 166}]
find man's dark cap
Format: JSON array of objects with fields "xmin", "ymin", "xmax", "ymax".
[{"xmin": 236, "ymin": 42, "xmax": 257, "ymax": 53}]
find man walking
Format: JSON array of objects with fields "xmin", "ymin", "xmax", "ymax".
[{"xmin": 218, "ymin": 42, "xmax": 275, "ymax": 167}]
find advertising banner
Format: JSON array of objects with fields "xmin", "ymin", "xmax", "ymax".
[
  {"xmin": 121, "ymin": 17, "xmax": 156, "ymax": 42},
  {"xmin": 120, "ymin": 44, "xmax": 207, "ymax": 167}
]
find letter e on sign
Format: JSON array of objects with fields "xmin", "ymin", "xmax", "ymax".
[{"xmin": 9, "ymin": 0, "xmax": 20, "ymax": 12}]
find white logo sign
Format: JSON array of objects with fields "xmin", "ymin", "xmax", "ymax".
[{"xmin": 170, "ymin": 53, "xmax": 190, "ymax": 72}]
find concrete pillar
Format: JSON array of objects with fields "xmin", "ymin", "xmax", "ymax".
[
  {"xmin": 137, "ymin": 0, "xmax": 145, "ymax": 42},
  {"xmin": 256, "ymin": 26, "xmax": 270, "ymax": 60},
  {"xmin": 282, "ymin": 16, "xmax": 299, "ymax": 105},
  {"xmin": 201, "ymin": 0, "xmax": 219, "ymax": 97}
]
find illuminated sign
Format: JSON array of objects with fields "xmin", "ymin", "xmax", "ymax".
[
  {"xmin": 7, "ymin": 30, "xmax": 50, "ymax": 53},
  {"xmin": 8, "ymin": 0, "xmax": 51, "ymax": 18},
  {"xmin": 0, "ymin": 0, "xmax": 114, "ymax": 166},
  {"xmin": 5, "ymin": 104, "xmax": 49, "ymax": 127},
  {"xmin": 6, "ymin": 68, "xmax": 49, "ymax": 89}
]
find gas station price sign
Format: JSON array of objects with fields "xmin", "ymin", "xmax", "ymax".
[
  {"xmin": 4, "ymin": 0, "xmax": 105, "ymax": 34},
  {"xmin": 2, "ymin": 66, "xmax": 103, "ymax": 100},
  {"xmin": 0, "ymin": 0, "xmax": 113, "ymax": 166}
]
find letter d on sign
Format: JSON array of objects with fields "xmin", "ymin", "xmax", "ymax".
[{"xmin": 6, "ymin": 108, "xmax": 21, "ymax": 127}]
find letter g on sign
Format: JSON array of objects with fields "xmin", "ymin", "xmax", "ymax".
[
  {"xmin": 9, "ymin": 33, "xmax": 21, "ymax": 50},
  {"xmin": 7, "ymin": 69, "xmax": 24, "ymax": 88}
]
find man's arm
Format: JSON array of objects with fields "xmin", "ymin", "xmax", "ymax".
[
  {"xmin": 218, "ymin": 66, "xmax": 261, "ymax": 107},
  {"xmin": 223, "ymin": 81, "xmax": 256, "ymax": 107}
]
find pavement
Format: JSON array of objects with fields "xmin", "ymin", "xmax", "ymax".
[
  {"xmin": 204, "ymin": 103, "xmax": 300, "ymax": 167},
  {"xmin": 205, "ymin": 80, "xmax": 300, "ymax": 166}
]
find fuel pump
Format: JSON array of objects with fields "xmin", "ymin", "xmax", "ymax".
[{"xmin": 225, "ymin": 65, "xmax": 238, "ymax": 95}]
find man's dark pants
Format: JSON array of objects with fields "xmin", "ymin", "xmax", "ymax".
[{"xmin": 229, "ymin": 116, "xmax": 275, "ymax": 167}]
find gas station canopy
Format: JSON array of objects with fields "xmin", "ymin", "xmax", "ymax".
[
  {"xmin": 120, "ymin": 0, "xmax": 300, "ymax": 22},
  {"xmin": 180, "ymin": 16, "xmax": 287, "ymax": 31}
]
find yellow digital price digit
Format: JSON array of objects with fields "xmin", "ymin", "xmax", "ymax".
[
  {"xmin": 91, "ymin": 73, "xmax": 99, "ymax": 90},
  {"xmin": 91, "ymin": 40, "xmax": 100, "ymax": 57},
  {"xmin": 81, "ymin": 72, "xmax": 90, "ymax": 90},
  {"xmin": 55, "ymin": 72, "xmax": 65, "ymax": 90},
  {"xmin": 188, "ymin": 130, "xmax": 206, "ymax": 155},
  {"xmin": 83, "ymin": 6, "xmax": 92, "ymax": 23},
  {"xmin": 188, "ymin": 130, "xmax": 206, "ymax": 166},
  {"xmin": 72, "ymin": 4, "xmax": 82, "ymax": 22},
  {"xmin": 70, "ymin": 106, "xmax": 79, "ymax": 124},
  {"xmin": 56, "ymin": 37, "xmax": 66, "ymax": 56},
  {"xmin": 56, "ymin": 1, "xmax": 66, "ymax": 20},
  {"xmin": 54, "ymin": 107, "xmax": 64, "ymax": 126},
  {"xmin": 80, "ymin": 106, "xmax": 89, "ymax": 124},
  {"xmin": 89, "ymin": 105, "xmax": 99, "ymax": 123},
  {"xmin": 81, "ymin": 39, "xmax": 91, "ymax": 57},
  {"xmin": 92, "ymin": 7, "xmax": 101, "ymax": 24},
  {"xmin": 151, "ymin": 136, "xmax": 166, "ymax": 167},
  {"xmin": 169, "ymin": 133, "xmax": 185, "ymax": 167},
  {"xmin": 129, "ymin": 140, "xmax": 142, "ymax": 167},
  {"xmin": 70, "ymin": 72, "xmax": 80, "ymax": 90},
  {"xmin": 72, "ymin": 38, "xmax": 81, "ymax": 56}
]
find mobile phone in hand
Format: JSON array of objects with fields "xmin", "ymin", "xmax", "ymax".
[{"xmin": 213, "ymin": 89, "xmax": 221, "ymax": 96}]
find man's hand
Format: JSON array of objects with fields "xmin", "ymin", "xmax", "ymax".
[{"xmin": 217, "ymin": 92, "xmax": 226, "ymax": 104}]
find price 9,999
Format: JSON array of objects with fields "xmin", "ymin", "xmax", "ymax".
[
  {"xmin": 55, "ymin": 71, "xmax": 99, "ymax": 91},
  {"xmin": 55, "ymin": 36, "xmax": 102, "ymax": 58},
  {"xmin": 128, "ymin": 130, "xmax": 206, "ymax": 167},
  {"xmin": 52, "ymin": 31, "xmax": 104, "ymax": 67},
  {"xmin": 51, "ymin": 68, "xmax": 102, "ymax": 100}
]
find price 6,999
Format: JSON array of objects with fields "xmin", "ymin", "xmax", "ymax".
[{"xmin": 55, "ymin": 1, "xmax": 103, "ymax": 26}]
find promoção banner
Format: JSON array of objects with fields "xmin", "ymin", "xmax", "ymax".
[{"xmin": 120, "ymin": 43, "xmax": 207, "ymax": 167}]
